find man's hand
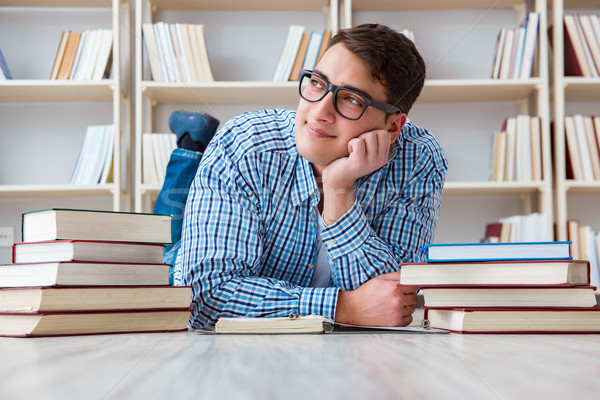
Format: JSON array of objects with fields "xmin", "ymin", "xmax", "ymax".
[
  {"xmin": 334, "ymin": 271, "xmax": 418, "ymax": 327},
  {"xmin": 322, "ymin": 129, "xmax": 392, "ymax": 190},
  {"xmin": 321, "ymin": 130, "xmax": 391, "ymax": 225}
]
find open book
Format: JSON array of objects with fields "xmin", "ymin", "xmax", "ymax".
[{"xmin": 203, "ymin": 315, "xmax": 447, "ymax": 334}]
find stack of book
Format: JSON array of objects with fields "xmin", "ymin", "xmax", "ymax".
[
  {"xmin": 50, "ymin": 29, "xmax": 113, "ymax": 80},
  {"xmin": 272, "ymin": 25, "xmax": 331, "ymax": 82},
  {"xmin": 400, "ymin": 241, "xmax": 600, "ymax": 333},
  {"xmin": 563, "ymin": 114, "xmax": 600, "ymax": 182},
  {"xmin": 0, "ymin": 208, "xmax": 191, "ymax": 337},
  {"xmin": 560, "ymin": 14, "xmax": 600, "ymax": 78},
  {"xmin": 142, "ymin": 22, "xmax": 213, "ymax": 82},
  {"xmin": 489, "ymin": 115, "xmax": 542, "ymax": 182},
  {"xmin": 491, "ymin": 11, "xmax": 540, "ymax": 79}
]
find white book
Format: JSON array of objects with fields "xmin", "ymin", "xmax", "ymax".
[
  {"xmin": 301, "ymin": 31, "xmax": 324, "ymax": 71},
  {"xmin": 573, "ymin": 114, "xmax": 595, "ymax": 181},
  {"xmin": 574, "ymin": 15, "xmax": 599, "ymax": 77},
  {"xmin": 92, "ymin": 29, "xmax": 113, "ymax": 80},
  {"xmin": 70, "ymin": 125, "xmax": 95, "ymax": 184},
  {"xmin": 587, "ymin": 230, "xmax": 600, "ymax": 289},
  {"xmin": 579, "ymin": 14, "xmax": 600, "ymax": 75},
  {"xmin": 511, "ymin": 26, "xmax": 526, "ymax": 79},
  {"xmin": 160, "ymin": 22, "xmax": 180, "ymax": 81},
  {"xmin": 74, "ymin": 126, "xmax": 105, "ymax": 184},
  {"xmin": 153, "ymin": 22, "xmax": 173, "ymax": 82},
  {"xmin": 499, "ymin": 28, "xmax": 515, "ymax": 79},
  {"xmin": 82, "ymin": 29, "xmax": 103, "ymax": 81},
  {"xmin": 151, "ymin": 133, "xmax": 168, "ymax": 185},
  {"xmin": 491, "ymin": 28, "xmax": 507, "ymax": 79},
  {"xmin": 516, "ymin": 115, "xmax": 532, "ymax": 181},
  {"xmin": 142, "ymin": 133, "xmax": 160, "ymax": 185},
  {"xmin": 142, "ymin": 23, "xmax": 164, "ymax": 81},
  {"xmin": 519, "ymin": 12, "xmax": 540, "ymax": 79},
  {"xmin": 73, "ymin": 29, "xmax": 97, "ymax": 81},
  {"xmin": 174, "ymin": 23, "xmax": 192, "ymax": 82},
  {"xmin": 503, "ymin": 117, "xmax": 517, "ymax": 181}
]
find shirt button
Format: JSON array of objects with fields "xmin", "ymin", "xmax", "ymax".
[{"xmin": 307, "ymin": 263, "xmax": 314, "ymax": 269}]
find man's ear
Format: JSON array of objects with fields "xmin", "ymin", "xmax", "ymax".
[{"xmin": 388, "ymin": 113, "xmax": 407, "ymax": 142}]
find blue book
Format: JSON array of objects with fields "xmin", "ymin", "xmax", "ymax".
[
  {"xmin": 420, "ymin": 241, "xmax": 572, "ymax": 262},
  {"xmin": 0, "ymin": 48, "xmax": 13, "ymax": 79}
]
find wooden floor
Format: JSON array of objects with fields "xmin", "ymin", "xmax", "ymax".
[{"xmin": 2, "ymin": 311, "xmax": 600, "ymax": 399}]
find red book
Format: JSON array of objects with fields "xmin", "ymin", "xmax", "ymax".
[{"xmin": 424, "ymin": 307, "xmax": 600, "ymax": 334}]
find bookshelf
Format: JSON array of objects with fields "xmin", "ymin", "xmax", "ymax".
[
  {"xmin": 344, "ymin": 0, "xmax": 553, "ymax": 242},
  {"xmin": 0, "ymin": 0, "xmax": 130, "ymax": 211},
  {"xmin": 133, "ymin": 0, "xmax": 336, "ymax": 212},
  {"xmin": 551, "ymin": 0, "xmax": 600, "ymax": 240}
]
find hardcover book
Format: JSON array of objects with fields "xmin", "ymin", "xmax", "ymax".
[
  {"xmin": 12, "ymin": 240, "xmax": 165, "ymax": 264},
  {"xmin": 420, "ymin": 241, "xmax": 572, "ymax": 262},
  {"xmin": 0, "ymin": 286, "xmax": 191, "ymax": 313},
  {"xmin": 424, "ymin": 307, "xmax": 600, "ymax": 334},
  {"xmin": 0, "ymin": 308, "xmax": 191, "ymax": 337},
  {"xmin": 21, "ymin": 208, "xmax": 172, "ymax": 244},
  {"xmin": 0, "ymin": 261, "xmax": 171, "ymax": 287},
  {"xmin": 420, "ymin": 286, "xmax": 598, "ymax": 308},
  {"xmin": 399, "ymin": 259, "xmax": 589, "ymax": 287}
]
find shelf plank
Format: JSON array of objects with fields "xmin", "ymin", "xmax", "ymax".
[
  {"xmin": 443, "ymin": 181, "xmax": 547, "ymax": 195},
  {"xmin": 350, "ymin": 0, "xmax": 523, "ymax": 10},
  {"xmin": 0, "ymin": 80, "xmax": 117, "ymax": 102},
  {"xmin": 564, "ymin": 180, "xmax": 600, "ymax": 194},
  {"xmin": 0, "ymin": 184, "xmax": 117, "ymax": 199},
  {"xmin": 141, "ymin": 78, "xmax": 543, "ymax": 105},
  {"xmin": 0, "ymin": 0, "xmax": 111, "ymax": 7},
  {"xmin": 563, "ymin": 78, "xmax": 600, "ymax": 101},
  {"xmin": 147, "ymin": 0, "xmax": 330, "ymax": 11}
]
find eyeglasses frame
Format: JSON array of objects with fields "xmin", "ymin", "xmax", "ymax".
[{"xmin": 298, "ymin": 69, "xmax": 403, "ymax": 120}]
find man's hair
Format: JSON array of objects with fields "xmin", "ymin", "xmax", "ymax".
[{"xmin": 328, "ymin": 23, "xmax": 426, "ymax": 115}]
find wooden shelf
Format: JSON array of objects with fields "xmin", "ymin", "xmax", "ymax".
[
  {"xmin": 564, "ymin": 181, "xmax": 600, "ymax": 194},
  {"xmin": 563, "ymin": 78, "xmax": 600, "ymax": 101},
  {"xmin": 443, "ymin": 181, "xmax": 548, "ymax": 195},
  {"xmin": 0, "ymin": 184, "xmax": 118, "ymax": 199},
  {"xmin": 147, "ymin": 0, "xmax": 330, "ymax": 11},
  {"xmin": 141, "ymin": 78, "xmax": 543, "ymax": 105},
  {"xmin": 350, "ymin": 0, "xmax": 524, "ymax": 11},
  {"xmin": 0, "ymin": 80, "xmax": 117, "ymax": 102},
  {"xmin": 0, "ymin": 0, "xmax": 113, "ymax": 7}
]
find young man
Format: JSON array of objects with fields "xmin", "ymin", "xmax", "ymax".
[{"xmin": 172, "ymin": 24, "xmax": 448, "ymax": 329}]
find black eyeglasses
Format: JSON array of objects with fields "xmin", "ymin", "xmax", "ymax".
[{"xmin": 298, "ymin": 70, "xmax": 402, "ymax": 120}]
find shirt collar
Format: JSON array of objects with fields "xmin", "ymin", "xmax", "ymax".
[{"xmin": 292, "ymin": 154, "xmax": 319, "ymax": 207}]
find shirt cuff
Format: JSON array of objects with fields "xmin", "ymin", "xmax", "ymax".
[
  {"xmin": 321, "ymin": 201, "xmax": 370, "ymax": 260},
  {"xmin": 298, "ymin": 286, "xmax": 339, "ymax": 319}
]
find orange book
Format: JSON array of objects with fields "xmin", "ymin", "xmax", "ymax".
[
  {"xmin": 57, "ymin": 31, "xmax": 82, "ymax": 80},
  {"xmin": 49, "ymin": 31, "xmax": 69, "ymax": 79},
  {"xmin": 289, "ymin": 32, "xmax": 310, "ymax": 81}
]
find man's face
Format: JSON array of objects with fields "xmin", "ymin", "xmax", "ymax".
[{"xmin": 295, "ymin": 43, "xmax": 399, "ymax": 177}]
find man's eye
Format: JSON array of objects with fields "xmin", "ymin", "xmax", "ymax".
[
  {"xmin": 310, "ymin": 78, "xmax": 325, "ymax": 89},
  {"xmin": 344, "ymin": 94, "xmax": 364, "ymax": 107}
]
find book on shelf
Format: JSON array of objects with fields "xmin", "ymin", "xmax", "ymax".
[
  {"xmin": 273, "ymin": 24, "xmax": 305, "ymax": 82},
  {"xmin": 289, "ymin": 32, "xmax": 310, "ymax": 81},
  {"xmin": 0, "ymin": 308, "xmax": 191, "ymax": 337},
  {"xmin": 0, "ymin": 261, "xmax": 171, "ymax": 287},
  {"xmin": 564, "ymin": 114, "xmax": 600, "ymax": 181},
  {"xmin": 21, "ymin": 208, "xmax": 172, "ymax": 244},
  {"xmin": 143, "ymin": 22, "xmax": 213, "ymax": 82},
  {"xmin": 0, "ymin": 47, "xmax": 13, "ymax": 80},
  {"xmin": 579, "ymin": 14, "xmax": 600, "ymax": 73},
  {"xmin": 12, "ymin": 240, "xmax": 165, "ymax": 264},
  {"xmin": 561, "ymin": 14, "xmax": 599, "ymax": 77},
  {"xmin": 50, "ymin": 31, "xmax": 70, "ymax": 79},
  {"xmin": 399, "ymin": 259, "xmax": 589, "ymax": 287},
  {"xmin": 0, "ymin": 286, "xmax": 191, "ymax": 313},
  {"xmin": 496, "ymin": 212, "xmax": 549, "ymax": 242},
  {"xmin": 420, "ymin": 241, "xmax": 571, "ymax": 262},
  {"xmin": 568, "ymin": 221, "xmax": 600, "ymax": 289},
  {"xmin": 70, "ymin": 125, "xmax": 114, "ymax": 185},
  {"xmin": 491, "ymin": 12, "xmax": 539, "ymax": 79},
  {"xmin": 50, "ymin": 29, "xmax": 113, "ymax": 81},
  {"xmin": 423, "ymin": 307, "xmax": 600, "ymax": 334},
  {"xmin": 420, "ymin": 286, "xmax": 598, "ymax": 309},
  {"xmin": 301, "ymin": 31, "xmax": 324, "ymax": 72}
]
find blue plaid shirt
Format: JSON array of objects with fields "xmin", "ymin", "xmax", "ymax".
[{"xmin": 174, "ymin": 109, "xmax": 447, "ymax": 329}]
